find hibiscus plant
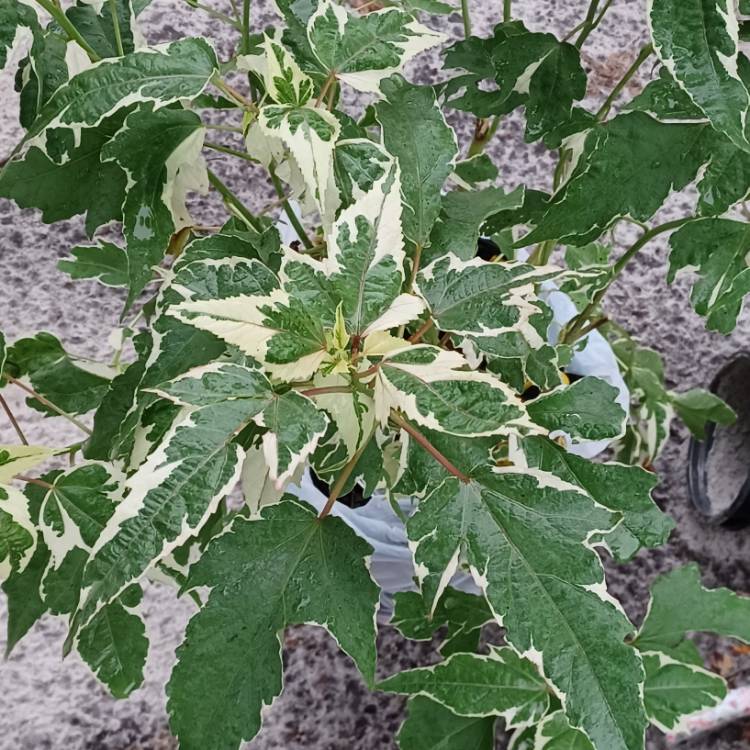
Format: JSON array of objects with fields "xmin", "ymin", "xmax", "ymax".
[{"xmin": 2, "ymin": 0, "xmax": 750, "ymax": 747}]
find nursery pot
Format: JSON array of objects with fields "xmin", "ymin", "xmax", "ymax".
[{"xmin": 688, "ymin": 353, "xmax": 750, "ymax": 528}]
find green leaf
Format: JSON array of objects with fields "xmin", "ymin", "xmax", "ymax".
[
  {"xmin": 641, "ymin": 651, "xmax": 726, "ymax": 732},
  {"xmin": 332, "ymin": 137, "xmax": 392, "ymax": 213},
  {"xmin": 379, "ymin": 647, "xmax": 550, "ymax": 726},
  {"xmin": 397, "ymin": 696, "xmax": 495, "ymax": 750},
  {"xmin": 649, "ymin": 0, "xmax": 750, "ymax": 153},
  {"xmin": 0, "ymin": 111, "xmax": 128, "ymax": 236},
  {"xmin": 518, "ymin": 113, "xmax": 711, "ymax": 247},
  {"xmin": 416, "ymin": 254, "xmax": 554, "ymax": 341},
  {"xmin": 307, "ymin": 1, "xmax": 444, "ymax": 93},
  {"xmin": 167, "ymin": 498, "xmax": 379, "ymax": 749},
  {"xmin": 453, "ymin": 153, "xmax": 498, "ymax": 187},
  {"xmin": 66, "ymin": 0, "xmax": 137, "ymax": 59},
  {"xmin": 667, "ymin": 218, "xmax": 750, "ymax": 333},
  {"xmin": 374, "ymin": 345, "xmax": 529, "ymax": 436},
  {"xmin": 101, "ymin": 104, "xmax": 206, "ymax": 306},
  {"xmin": 22, "ymin": 37, "xmax": 217, "ymax": 147},
  {"xmin": 533, "ymin": 711, "xmax": 594, "ymax": 750},
  {"xmin": 7, "ymin": 332, "xmax": 111, "ymax": 415},
  {"xmin": 523, "ymin": 435, "xmax": 673, "ymax": 563},
  {"xmin": 426, "ymin": 186, "xmax": 524, "ymax": 263},
  {"xmin": 376, "ymin": 75, "xmax": 458, "ymax": 246},
  {"xmin": 526, "ymin": 376, "xmax": 625, "ymax": 442},
  {"xmin": 0, "ymin": 329, "xmax": 5, "ymax": 381},
  {"xmin": 391, "ymin": 587, "xmax": 493, "ymax": 656},
  {"xmin": 0, "ymin": 485, "xmax": 37, "ymax": 582},
  {"xmin": 407, "ymin": 473, "xmax": 647, "ymax": 750},
  {"xmin": 0, "ymin": 0, "xmax": 38, "ymax": 70},
  {"xmin": 670, "ymin": 388, "xmax": 736, "ymax": 439},
  {"xmin": 1, "ymin": 480, "xmax": 50, "ymax": 654},
  {"xmin": 58, "ymin": 241, "xmax": 129, "ymax": 287},
  {"xmin": 627, "ymin": 67, "xmax": 706, "ymax": 121},
  {"xmin": 636, "ymin": 563, "xmax": 750, "ymax": 651}
]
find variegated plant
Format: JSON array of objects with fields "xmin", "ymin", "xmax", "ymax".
[{"xmin": 1, "ymin": 0, "xmax": 750, "ymax": 748}]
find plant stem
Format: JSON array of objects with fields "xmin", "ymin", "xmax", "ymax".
[
  {"xmin": 0, "ymin": 394, "xmax": 28, "ymax": 445},
  {"xmin": 574, "ymin": 316, "xmax": 609, "ymax": 339},
  {"xmin": 467, "ymin": 116, "xmax": 500, "ymax": 157},
  {"xmin": 34, "ymin": 0, "xmax": 101, "ymax": 61},
  {"xmin": 16, "ymin": 475, "xmax": 55, "ymax": 491},
  {"xmin": 318, "ymin": 434, "xmax": 373, "ymax": 519},
  {"xmin": 212, "ymin": 76, "xmax": 254, "ymax": 109},
  {"xmin": 409, "ymin": 318, "xmax": 434, "ymax": 344},
  {"xmin": 390, "ymin": 411, "xmax": 470, "ymax": 483},
  {"xmin": 563, "ymin": 218, "xmax": 692, "ymax": 343},
  {"xmin": 192, "ymin": 2, "xmax": 241, "ymax": 29},
  {"xmin": 241, "ymin": 0, "xmax": 251, "ymax": 53},
  {"xmin": 204, "ymin": 141, "xmax": 258, "ymax": 163},
  {"xmin": 574, "ymin": 0, "xmax": 601, "ymax": 48},
  {"xmin": 5, "ymin": 377, "xmax": 92, "ymax": 435},
  {"xmin": 407, "ymin": 243, "xmax": 423, "ymax": 292},
  {"xmin": 503, "ymin": 0, "xmax": 511, "ymax": 22},
  {"xmin": 300, "ymin": 385, "xmax": 352, "ymax": 398},
  {"xmin": 269, "ymin": 164, "xmax": 313, "ymax": 249},
  {"xmin": 315, "ymin": 72, "xmax": 337, "ymax": 107},
  {"xmin": 108, "ymin": 0, "xmax": 124, "ymax": 56},
  {"xmin": 207, "ymin": 168, "xmax": 264, "ymax": 231},
  {"xmin": 596, "ymin": 44, "xmax": 654, "ymax": 121},
  {"xmin": 460, "ymin": 0, "xmax": 471, "ymax": 37}
]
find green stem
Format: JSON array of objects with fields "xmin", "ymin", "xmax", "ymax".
[
  {"xmin": 108, "ymin": 0, "xmax": 124, "ymax": 56},
  {"xmin": 0, "ymin": 394, "xmax": 28, "ymax": 445},
  {"xmin": 191, "ymin": 2, "xmax": 241, "ymax": 28},
  {"xmin": 5, "ymin": 376, "xmax": 92, "ymax": 435},
  {"xmin": 390, "ymin": 411, "xmax": 470, "ymax": 483},
  {"xmin": 269, "ymin": 165, "xmax": 313, "ymax": 249},
  {"xmin": 34, "ymin": 0, "xmax": 101, "ymax": 61},
  {"xmin": 503, "ymin": 0, "xmax": 511, "ymax": 22},
  {"xmin": 212, "ymin": 76, "xmax": 254, "ymax": 109},
  {"xmin": 17, "ymin": 475, "xmax": 55, "ymax": 491},
  {"xmin": 460, "ymin": 0, "xmax": 471, "ymax": 37},
  {"xmin": 204, "ymin": 141, "xmax": 258, "ymax": 163},
  {"xmin": 241, "ymin": 0, "xmax": 251, "ymax": 53},
  {"xmin": 300, "ymin": 385, "xmax": 352, "ymax": 398},
  {"xmin": 318, "ymin": 433, "xmax": 374, "ymax": 519},
  {"xmin": 207, "ymin": 169, "xmax": 264, "ymax": 231},
  {"xmin": 467, "ymin": 116, "xmax": 500, "ymax": 157},
  {"xmin": 563, "ymin": 218, "xmax": 692, "ymax": 343},
  {"xmin": 574, "ymin": 0, "xmax": 601, "ymax": 48},
  {"xmin": 596, "ymin": 44, "xmax": 654, "ymax": 122}
]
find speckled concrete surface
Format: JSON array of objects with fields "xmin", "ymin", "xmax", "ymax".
[{"xmin": 2, "ymin": 1, "xmax": 750, "ymax": 748}]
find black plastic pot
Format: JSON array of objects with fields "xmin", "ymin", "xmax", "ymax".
[{"xmin": 688, "ymin": 353, "xmax": 750, "ymax": 528}]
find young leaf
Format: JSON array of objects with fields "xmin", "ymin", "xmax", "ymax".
[
  {"xmin": 77, "ymin": 585, "xmax": 149, "ymax": 698},
  {"xmin": 391, "ymin": 587, "xmax": 493, "ymax": 656},
  {"xmin": 101, "ymin": 104, "xmax": 207, "ymax": 306},
  {"xmin": 374, "ymin": 345, "xmax": 529, "ymax": 436},
  {"xmin": 58, "ymin": 242, "xmax": 129, "ymax": 287},
  {"xmin": 670, "ymin": 388, "xmax": 736, "ymax": 440},
  {"xmin": 260, "ymin": 33, "xmax": 314, "ymax": 106},
  {"xmin": 667, "ymin": 218, "xmax": 750, "ymax": 334},
  {"xmin": 0, "ymin": 485, "xmax": 37, "ymax": 582},
  {"xmin": 21, "ymin": 37, "xmax": 217, "ymax": 150},
  {"xmin": 407, "ymin": 473, "xmax": 647, "ymax": 750},
  {"xmin": 526, "ymin": 377, "xmax": 626, "ymax": 443},
  {"xmin": 397, "ymin": 696, "xmax": 495, "ymax": 750},
  {"xmin": 376, "ymin": 75, "xmax": 457, "ymax": 247},
  {"xmin": 379, "ymin": 647, "xmax": 550, "ymax": 726},
  {"xmin": 307, "ymin": 1, "xmax": 445, "ymax": 94},
  {"xmin": 648, "ymin": 0, "xmax": 750, "ymax": 153},
  {"xmin": 0, "ymin": 444, "xmax": 56, "ymax": 483},
  {"xmin": 522, "ymin": 436, "xmax": 674, "ymax": 563},
  {"xmin": 641, "ymin": 651, "xmax": 726, "ymax": 732},
  {"xmin": 518, "ymin": 113, "xmax": 712, "ymax": 247},
  {"xmin": 167, "ymin": 498, "xmax": 380, "ymax": 750},
  {"xmin": 533, "ymin": 711, "xmax": 594, "ymax": 750},
  {"xmin": 636, "ymin": 564, "xmax": 750, "ymax": 651}
]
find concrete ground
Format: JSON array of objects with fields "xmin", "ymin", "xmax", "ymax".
[{"xmin": 1, "ymin": 0, "xmax": 750, "ymax": 748}]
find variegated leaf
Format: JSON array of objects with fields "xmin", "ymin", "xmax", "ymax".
[
  {"xmin": 641, "ymin": 651, "xmax": 726, "ymax": 732},
  {"xmin": 649, "ymin": 0, "xmax": 750, "ymax": 153},
  {"xmin": 307, "ymin": 0, "xmax": 445, "ymax": 94},
  {"xmin": 407, "ymin": 472, "xmax": 647, "ymax": 750},
  {"xmin": 379, "ymin": 647, "xmax": 549, "ymax": 727},
  {"xmin": 167, "ymin": 498, "xmax": 379, "ymax": 749},
  {"xmin": 0, "ymin": 485, "xmax": 37, "ymax": 581},
  {"xmin": 261, "ymin": 32, "xmax": 314, "ymax": 106},
  {"xmin": 0, "ymin": 0, "xmax": 38, "ymax": 71},
  {"xmin": 533, "ymin": 711, "xmax": 594, "ymax": 750},
  {"xmin": 374, "ymin": 345, "xmax": 530, "ymax": 436},
  {"xmin": 0, "ymin": 444, "xmax": 55, "ymax": 483}
]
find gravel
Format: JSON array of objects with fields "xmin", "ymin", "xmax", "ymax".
[{"xmin": 2, "ymin": 1, "xmax": 750, "ymax": 748}]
